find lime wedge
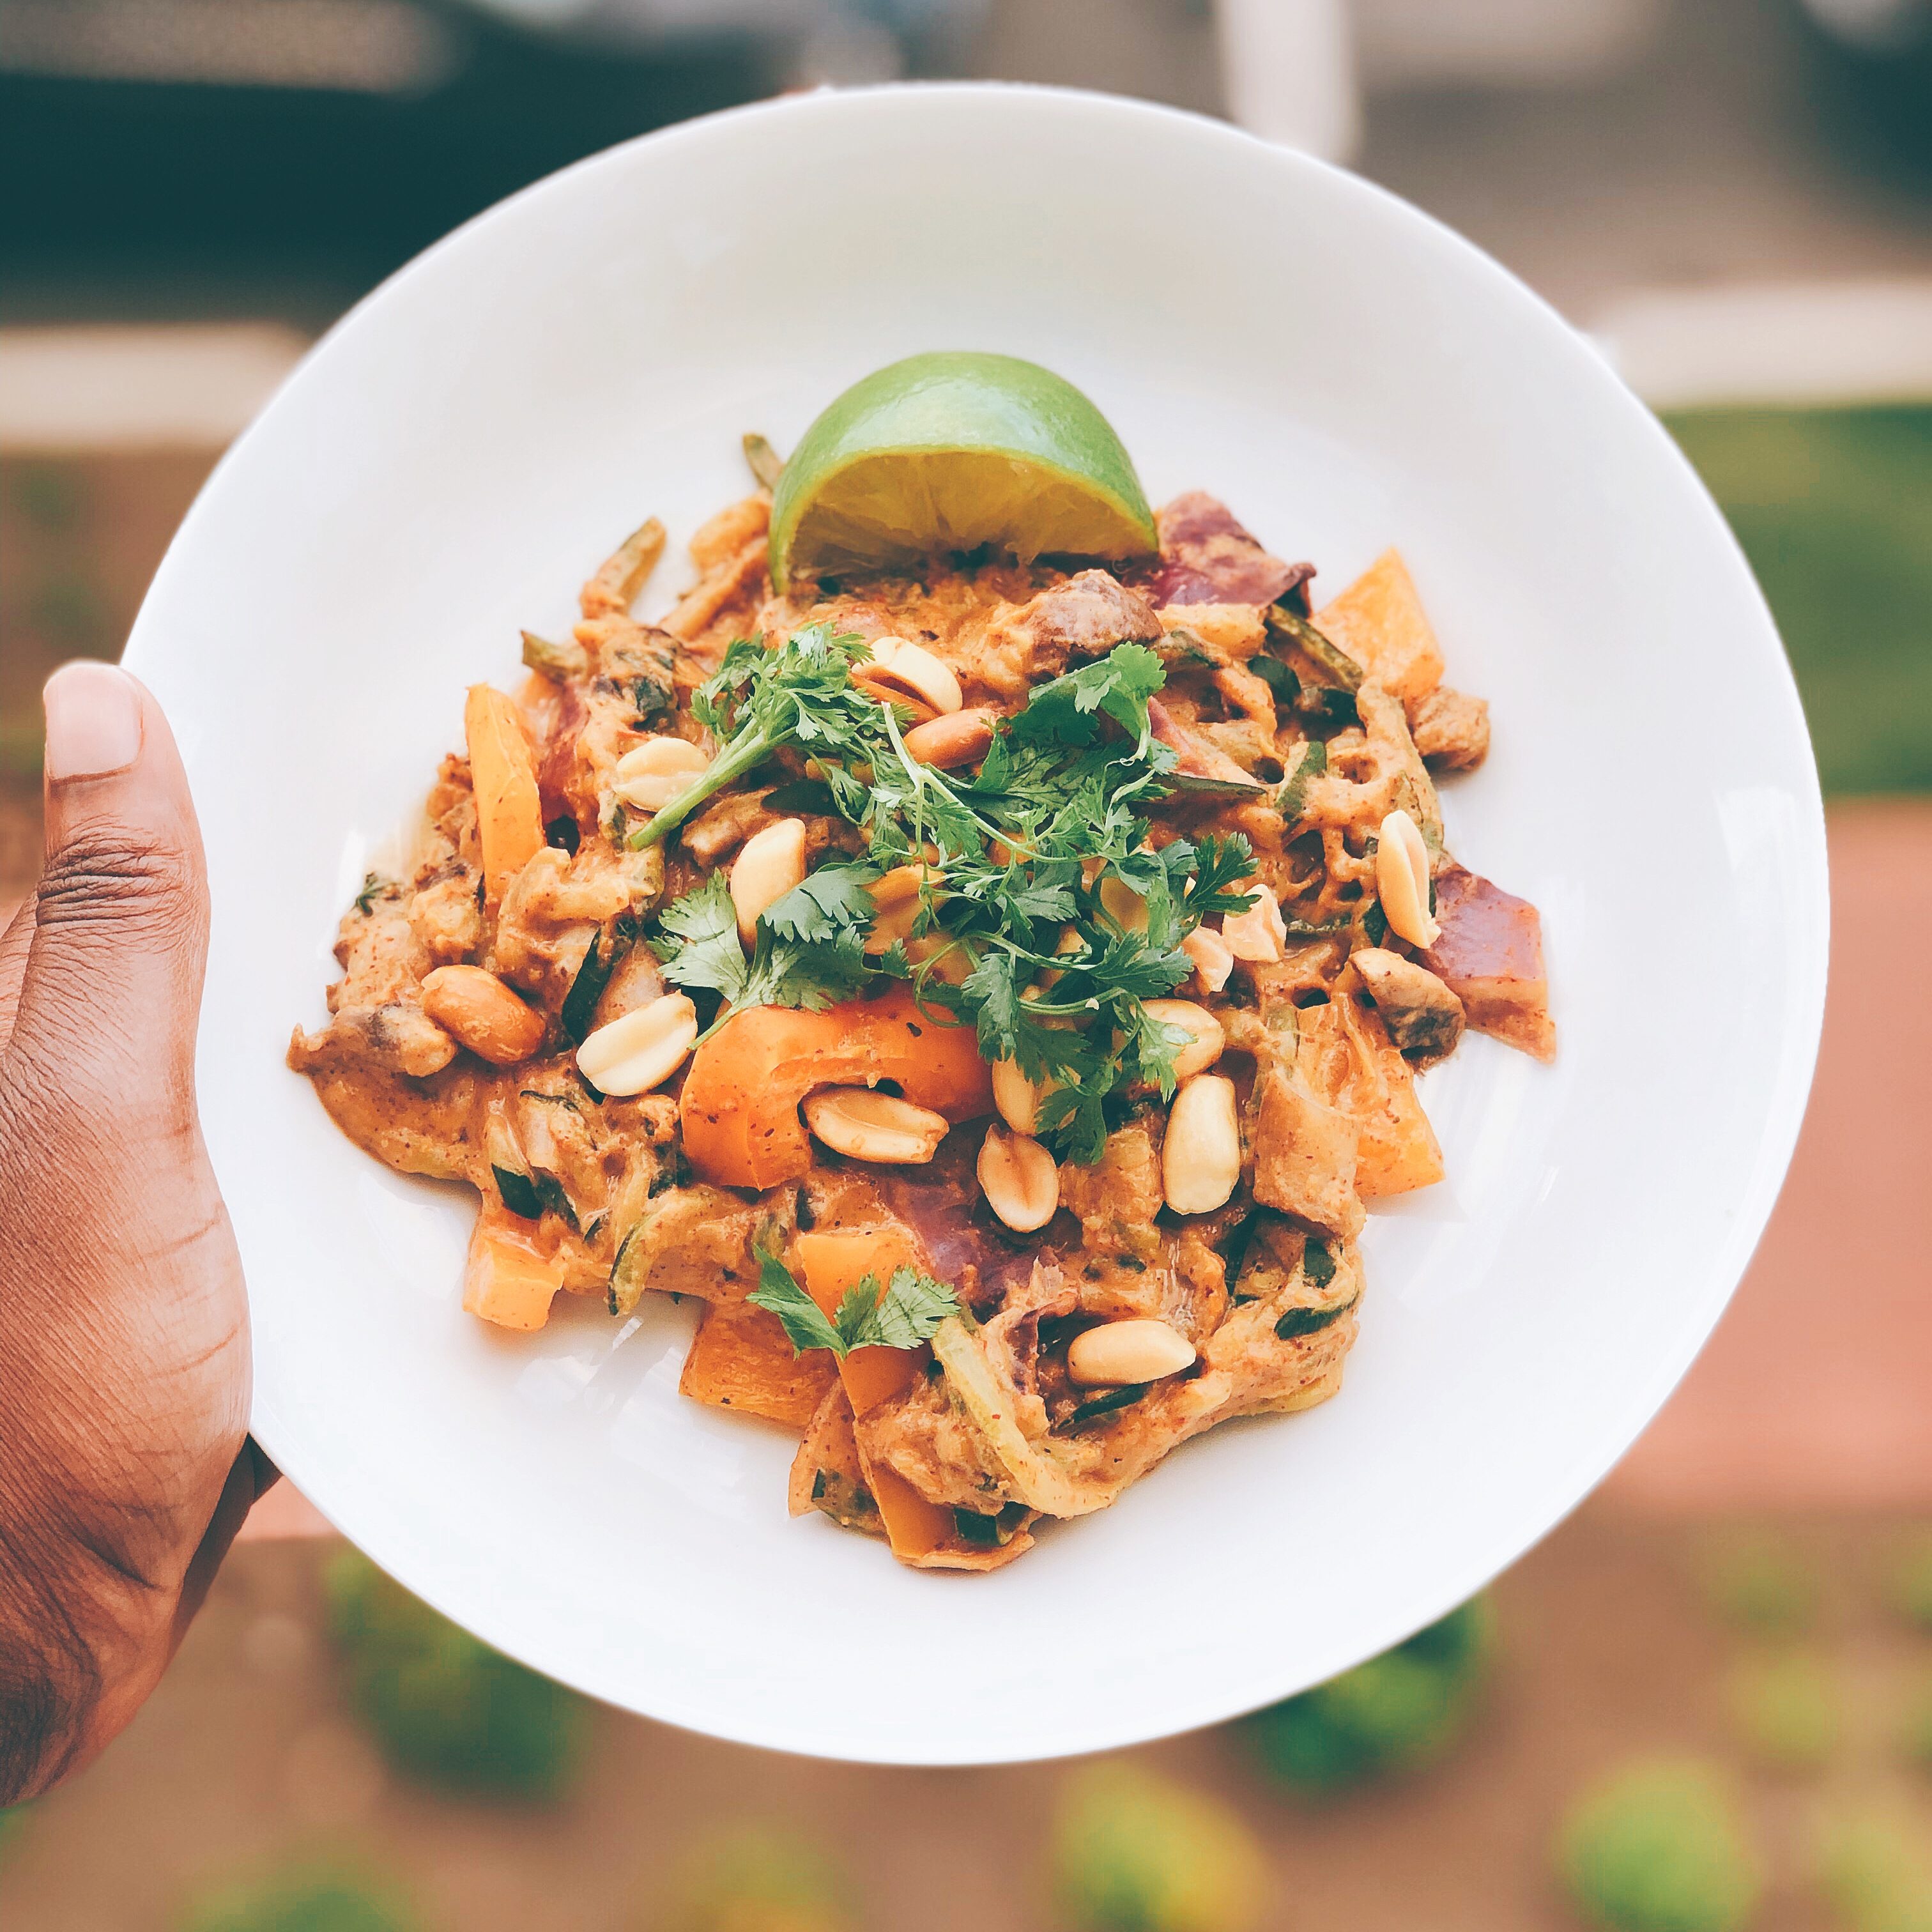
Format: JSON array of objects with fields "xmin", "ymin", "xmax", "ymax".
[{"xmin": 769, "ymin": 351, "xmax": 1157, "ymax": 592}]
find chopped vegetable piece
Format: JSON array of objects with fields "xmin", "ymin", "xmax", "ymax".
[
  {"xmin": 678, "ymin": 1296, "xmax": 835, "ymax": 1430},
  {"xmin": 742, "ymin": 431, "xmax": 786, "ymax": 491},
  {"xmin": 521, "ymin": 629, "xmax": 587, "ymax": 680},
  {"xmin": 678, "ymin": 987, "xmax": 992, "ymax": 1190},
  {"xmin": 794, "ymin": 1226, "xmax": 956, "ymax": 1560},
  {"xmin": 463, "ymin": 684, "xmax": 545, "ymax": 906},
  {"xmin": 558, "ymin": 929, "xmax": 621, "ymax": 1045},
  {"xmin": 1064, "ymin": 1383, "xmax": 1150, "ymax": 1428},
  {"xmin": 1310, "ymin": 548, "xmax": 1445, "ymax": 704},
  {"xmin": 1275, "ymin": 1295, "xmax": 1356, "ymax": 1340},
  {"xmin": 1266, "ymin": 604, "xmax": 1364, "ymax": 691},
  {"xmin": 462, "ymin": 1209, "xmax": 565, "ymax": 1331}
]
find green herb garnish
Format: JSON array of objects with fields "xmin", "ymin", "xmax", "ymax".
[
  {"xmin": 627, "ymin": 624, "xmax": 894, "ymax": 847},
  {"xmin": 652, "ymin": 872, "xmax": 870, "ymax": 1040},
  {"xmin": 645, "ymin": 635, "xmax": 1262, "ymax": 1162},
  {"xmin": 749, "ymin": 1248, "xmax": 960, "ymax": 1358}
]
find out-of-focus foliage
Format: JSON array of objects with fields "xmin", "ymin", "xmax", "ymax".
[
  {"xmin": 0, "ymin": 1803, "xmax": 29, "ymax": 1869},
  {"xmin": 1724, "ymin": 1650, "xmax": 1841, "ymax": 1770},
  {"xmin": 325, "ymin": 1549, "xmax": 588, "ymax": 1800},
  {"xmin": 1695, "ymin": 1529, "xmax": 1820, "ymax": 1637},
  {"xmin": 1885, "ymin": 1533, "xmax": 1932, "ymax": 1632},
  {"xmin": 657, "ymin": 1825, "xmax": 854, "ymax": 1931},
  {"xmin": 1051, "ymin": 1764, "xmax": 1268, "ymax": 1932},
  {"xmin": 1556, "ymin": 1759, "xmax": 1761, "ymax": 1932},
  {"xmin": 1897, "ymin": 1670, "xmax": 1932, "ymax": 1773},
  {"xmin": 1816, "ymin": 1806, "xmax": 1932, "ymax": 1932},
  {"xmin": 176, "ymin": 1860, "xmax": 419, "ymax": 1932},
  {"xmin": 1666, "ymin": 405, "xmax": 1932, "ymax": 795},
  {"xmin": 1242, "ymin": 1594, "xmax": 1493, "ymax": 1793}
]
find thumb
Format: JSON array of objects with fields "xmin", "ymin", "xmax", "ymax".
[{"xmin": 6, "ymin": 662, "xmax": 209, "ymax": 1120}]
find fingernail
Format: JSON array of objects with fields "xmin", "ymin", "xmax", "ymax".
[{"xmin": 43, "ymin": 661, "xmax": 144, "ymax": 783}]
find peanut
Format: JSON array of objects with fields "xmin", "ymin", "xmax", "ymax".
[
  {"xmin": 1162, "ymin": 1072, "xmax": 1241, "ymax": 1214},
  {"xmin": 1182, "ymin": 926, "xmax": 1234, "ymax": 994},
  {"xmin": 862, "ymin": 862, "xmax": 944, "ymax": 955},
  {"xmin": 903, "ymin": 707, "xmax": 995, "ymax": 769},
  {"xmin": 857, "ymin": 637, "xmax": 963, "ymax": 717},
  {"xmin": 730, "ymin": 818, "xmax": 808, "ymax": 945},
  {"xmin": 1141, "ymin": 999, "xmax": 1225, "ymax": 1080},
  {"xmin": 612, "ymin": 733, "xmax": 709, "ymax": 810},
  {"xmin": 576, "ymin": 992, "xmax": 698, "ymax": 1096},
  {"xmin": 1066, "ymin": 1318, "xmax": 1197, "ymax": 1388},
  {"xmin": 976, "ymin": 1124, "xmax": 1059, "ymax": 1232},
  {"xmin": 1222, "ymin": 880, "xmax": 1288, "ymax": 962},
  {"xmin": 992, "ymin": 1056, "xmax": 1045, "ymax": 1136},
  {"xmin": 802, "ymin": 1087, "xmax": 949, "ymax": 1165},
  {"xmin": 420, "ymin": 965, "xmax": 547, "ymax": 1066},
  {"xmin": 1374, "ymin": 808, "xmax": 1441, "ymax": 948}
]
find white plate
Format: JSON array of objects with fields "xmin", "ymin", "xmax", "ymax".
[{"xmin": 126, "ymin": 84, "xmax": 1827, "ymax": 1765}]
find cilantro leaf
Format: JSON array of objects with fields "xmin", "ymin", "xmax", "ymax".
[
  {"xmin": 760, "ymin": 861, "xmax": 881, "ymax": 943},
  {"xmin": 652, "ymin": 875, "xmax": 748, "ymax": 1004},
  {"xmin": 749, "ymin": 1252, "xmax": 960, "ymax": 1358},
  {"xmin": 847, "ymin": 1266, "xmax": 961, "ymax": 1351},
  {"xmin": 747, "ymin": 1248, "xmax": 845, "ymax": 1354},
  {"xmin": 1008, "ymin": 643, "xmax": 1166, "ymax": 749}
]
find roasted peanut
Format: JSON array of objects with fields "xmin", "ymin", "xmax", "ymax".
[
  {"xmin": 1142, "ymin": 999, "xmax": 1225, "ymax": 1080},
  {"xmin": 857, "ymin": 637, "xmax": 963, "ymax": 717},
  {"xmin": 1375, "ymin": 809, "xmax": 1440, "ymax": 948},
  {"xmin": 1066, "ymin": 1318, "xmax": 1197, "ymax": 1388},
  {"xmin": 1181, "ymin": 926, "xmax": 1234, "ymax": 994},
  {"xmin": 862, "ymin": 862, "xmax": 944, "ymax": 954},
  {"xmin": 976, "ymin": 1124, "xmax": 1059, "ymax": 1232},
  {"xmin": 420, "ymin": 965, "xmax": 547, "ymax": 1066},
  {"xmin": 992, "ymin": 1056, "xmax": 1046, "ymax": 1136},
  {"xmin": 576, "ymin": 992, "xmax": 698, "ymax": 1096},
  {"xmin": 1222, "ymin": 880, "xmax": 1288, "ymax": 962},
  {"xmin": 1162, "ymin": 1072, "xmax": 1241, "ymax": 1214},
  {"xmin": 730, "ymin": 818, "xmax": 808, "ymax": 944},
  {"xmin": 903, "ymin": 707, "xmax": 995, "ymax": 769},
  {"xmin": 611, "ymin": 733, "xmax": 709, "ymax": 810},
  {"xmin": 803, "ymin": 1087, "xmax": 949, "ymax": 1164}
]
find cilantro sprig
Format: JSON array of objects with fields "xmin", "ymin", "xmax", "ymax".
[
  {"xmin": 650, "ymin": 871, "xmax": 871, "ymax": 1041},
  {"xmin": 748, "ymin": 1247, "xmax": 960, "ymax": 1357},
  {"xmin": 627, "ymin": 624, "xmax": 896, "ymax": 848},
  {"xmin": 645, "ymin": 629, "xmax": 1260, "ymax": 1163}
]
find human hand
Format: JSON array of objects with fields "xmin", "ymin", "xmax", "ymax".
[{"xmin": 0, "ymin": 662, "xmax": 265, "ymax": 1802}]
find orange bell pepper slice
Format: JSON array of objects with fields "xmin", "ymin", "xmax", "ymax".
[
  {"xmin": 464, "ymin": 684, "xmax": 544, "ymax": 905},
  {"xmin": 797, "ymin": 1226, "xmax": 956, "ymax": 1562},
  {"xmin": 679, "ymin": 986, "xmax": 993, "ymax": 1190},
  {"xmin": 463, "ymin": 1208, "xmax": 566, "ymax": 1332}
]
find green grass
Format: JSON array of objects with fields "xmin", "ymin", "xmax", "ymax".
[{"xmin": 1665, "ymin": 405, "xmax": 1932, "ymax": 796}]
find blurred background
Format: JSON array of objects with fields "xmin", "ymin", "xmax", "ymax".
[{"xmin": 3, "ymin": 1, "xmax": 1931, "ymax": 1925}]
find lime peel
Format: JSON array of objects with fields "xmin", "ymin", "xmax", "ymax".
[{"xmin": 769, "ymin": 351, "xmax": 1156, "ymax": 591}]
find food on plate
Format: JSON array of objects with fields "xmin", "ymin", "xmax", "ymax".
[{"xmin": 289, "ymin": 355, "xmax": 1554, "ymax": 1570}]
